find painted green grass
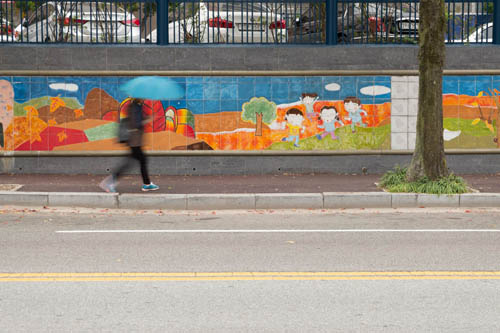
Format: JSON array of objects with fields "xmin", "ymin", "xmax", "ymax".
[
  {"xmin": 444, "ymin": 117, "xmax": 498, "ymax": 149},
  {"xmin": 84, "ymin": 122, "xmax": 119, "ymax": 141},
  {"xmin": 267, "ymin": 124, "xmax": 391, "ymax": 150},
  {"xmin": 444, "ymin": 117, "xmax": 497, "ymax": 137},
  {"xmin": 14, "ymin": 97, "xmax": 83, "ymax": 117},
  {"xmin": 379, "ymin": 166, "xmax": 470, "ymax": 194}
]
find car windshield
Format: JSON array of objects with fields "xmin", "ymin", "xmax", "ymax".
[
  {"xmin": 207, "ymin": 2, "xmax": 267, "ymax": 13},
  {"xmin": 482, "ymin": 26, "xmax": 493, "ymax": 40},
  {"xmin": 27, "ymin": 4, "xmax": 55, "ymax": 25},
  {"xmin": 65, "ymin": 2, "xmax": 127, "ymax": 14}
]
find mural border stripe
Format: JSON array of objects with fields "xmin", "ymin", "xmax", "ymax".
[
  {"xmin": 2, "ymin": 70, "xmax": 500, "ymax": 77},
  {"xmin": 1, "ymin": 149, "xmax": 500, "ymax": 157}
]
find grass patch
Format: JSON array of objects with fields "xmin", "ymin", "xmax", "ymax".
[
  {"xmin": 267, "ymin": 124, "xmax": 391, "ymax": 150},
  {"xmin": 14, "ymin": 97, "xmax": 82, "ymax": 117},
  {"xmin": 379, "ymin": 166, "xmax": 470, "ymax": 194}
]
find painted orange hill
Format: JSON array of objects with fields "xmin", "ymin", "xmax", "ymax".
[{"xmin": 443, "ymin": 94, "xmax": 499, "ymax": 119}]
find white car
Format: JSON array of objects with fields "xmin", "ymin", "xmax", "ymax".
[
  {"xmin": 460, "ymin": 22, "xmax": 493, "ymax": 43},
  {"xmin": 146, "ymin": 2, "xmax": 287, "ymax": 43},
  {"xmin": 15, "ymin": 1, "xmax": 141, "ymax": 43},
  {"xmin": 1, "ymin": 18, "xmax": 17, "ymax": 42}
]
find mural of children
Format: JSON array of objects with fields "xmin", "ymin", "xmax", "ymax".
[
  {"xmin": 281, "ymin": 108, "xmax": 305, "ymax": 147},
  {"xmin": 344, "ymin": 96, "xmax": 368, "ymax": 133},
  {"xmin": 316, "ymin": 105, "xmax": 344, "ymax": 140},
  {"xmin": 300, "ymin": 93, "xmax": 319, "ymax": 120}
]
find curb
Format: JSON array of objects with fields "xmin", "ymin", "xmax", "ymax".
[{"xmin": 1, "ymin": 191, "xmax": 500, "ymax": 210}]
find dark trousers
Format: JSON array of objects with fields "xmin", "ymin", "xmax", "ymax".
[{"xmin": 113, "ymin": 146, "xmax": 151, "ymax": 185}]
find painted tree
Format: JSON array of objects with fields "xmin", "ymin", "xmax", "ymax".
[
  {"xmin": 485, "ymin": 89, "xmax": 500, "ymax": 148},
  {"xmin": 407, "ymin": 0, "xmax": 448, "ymax": 181},
  {"xmin": 241, "ymin": 97, "xmax": 277, "ymax": 137}
]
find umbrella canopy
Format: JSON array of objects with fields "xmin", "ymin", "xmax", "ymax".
[{"xmin": 120, "ymin": 76, "xmax": 184, "ymax": 100}]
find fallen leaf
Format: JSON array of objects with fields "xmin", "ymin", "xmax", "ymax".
[
  {"xmin": 50, "ymin": 96, "xmax": 66, "ymax": 113},
  {"xmin": 57, "ymin": 131, "xmax": 68, "ymax": 142},
  {"xmin": 74, "ymin": 109, "xmax": 84, "ymax": 118},
  {"xmin": 24, "ymin": 105, "xmax": 38, "ymax": 117},
  {"xmin": 485, "ymin": 121, "xmax": 495, "ymax": 132}
]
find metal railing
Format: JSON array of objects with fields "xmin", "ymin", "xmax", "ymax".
[{"xmin": 0, "ymin": 0, "xmax": 498, "ymax": 44}]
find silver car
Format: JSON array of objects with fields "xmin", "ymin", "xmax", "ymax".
[
  {"xmin": 15, "ymin": 1, "xmax": 141, "ymax": 43},
  {"xmin": 146, "ymin": 1, "xmax": 287, "ymax": 44}
]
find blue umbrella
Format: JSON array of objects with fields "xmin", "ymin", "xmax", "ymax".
[{"xmin": 120, "ymin": 76, "xmax": 184, "ymax": 100}]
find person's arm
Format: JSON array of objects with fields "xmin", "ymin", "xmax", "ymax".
[{"xmin": 142, "ymin": 114, "xmax": 153, "ymax": 125}]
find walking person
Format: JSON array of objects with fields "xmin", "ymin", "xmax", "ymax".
[{"xmin": 99, "ymin": 98, "xmax": 159, "ymax": 193}]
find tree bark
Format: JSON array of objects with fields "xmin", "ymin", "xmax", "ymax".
[
  {"xmin": 255, "ymin": 113, "xmax": 263, "ymax": 137},
  {"xmin": 407, "ymin": 0, "xmax": 448, "ymax": 181}
]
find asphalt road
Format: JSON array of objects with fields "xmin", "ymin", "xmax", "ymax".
[{"xmin": 1, "ymin": 208, "xmax": 500, "ymax": 332}]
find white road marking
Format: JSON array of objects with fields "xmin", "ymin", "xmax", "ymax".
[{"xmin": 56, "ymin": 229, "xmax": 500, "ymax": 233}]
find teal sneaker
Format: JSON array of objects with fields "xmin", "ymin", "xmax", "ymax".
[{"xmin": 142, "ymin": 183, "xmax": 159, "ymax": 192}]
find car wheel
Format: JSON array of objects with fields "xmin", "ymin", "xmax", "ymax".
[{"xmin": 337, "ymin": 33, "xmax": 348, "ymax": 44}]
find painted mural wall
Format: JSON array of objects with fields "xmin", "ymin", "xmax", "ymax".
[{"xmin": 0, "ymin": 75, "xmax": 498, "ymax": 153}]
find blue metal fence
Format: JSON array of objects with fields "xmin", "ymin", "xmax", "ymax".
[{"xmin": 0, "ymin": 0, "xmax": 497, "ymax": 44}]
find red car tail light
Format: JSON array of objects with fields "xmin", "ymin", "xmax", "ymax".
[
  {"xmin": 60, "ymin": 18, "xmax": 88, "ymax": 26},
  {"xmin": 73, "ymin": 19, "xmax": 89, "ymax": 24},
  {"xmin": 209, "ymin": 17, "xmax": 233, "ymax": 29},
  {"xmin": 121, "ymin": 19, "xmax": 140, "ymax": 26},
  {"xmin": 269, "ymin": 20, "xmax": 286, "ymax": 29}
]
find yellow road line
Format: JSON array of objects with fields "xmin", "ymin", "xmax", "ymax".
[{"xmin": 1, "ymin": 272, "xmax": 500, "ymax": 282}]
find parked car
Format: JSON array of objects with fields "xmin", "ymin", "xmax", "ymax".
[
  {"xmin": 389, "ymin": 16, "xmax": 419, "ymax": 40},
  {"xmin": 15, "ymin": 1, "xmax": 141, "ymax": 43},
  {"xmin": 1, "ymin": 17, "xmax": 17, "ymax": 42},
  {"xmin": 457, "ymin": 22, "xmax": 493, "ymax": 43},
  {"xmin": 145, "ymin": 1, "xmax": 287, "ymax": 43},
  {"xmin": 287, "ymin": 6, "xmax": 353, "ymax": 44}
]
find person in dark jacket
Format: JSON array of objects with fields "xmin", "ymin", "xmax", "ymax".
[{"xmin": 99, "ymin": 98, "xmax": 159, "ymax": 193}]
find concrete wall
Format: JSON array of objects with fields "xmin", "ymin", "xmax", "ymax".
[
  {"xmin": 4, "ymin": 152, "xmax": 500, "ymax": 175},
  {"xmin": 1, "ymin": 44, "xmax": 500, "ymax": 175},
  {"xmin": 1, "ymin": 45, "xmax": 499, "ymax": 72}
]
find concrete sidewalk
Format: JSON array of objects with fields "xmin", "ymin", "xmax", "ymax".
[{"xmin": 1, "ymin": 173, "xmax": 500, "ymax": 210}]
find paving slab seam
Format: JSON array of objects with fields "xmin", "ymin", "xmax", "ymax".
[{"xmin": 1, "ymin": 191, "xmax": 500, "ymax": 210}]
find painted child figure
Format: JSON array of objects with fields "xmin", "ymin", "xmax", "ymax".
[
  {"xmin": 316, "ymin": 105, "xmax": 344, "ymax": 140},
  {"xmin": 300, "ymin": 93, "xmax": 319, "ymax": 120},
  {"xmin": 343, "ymin": 96, "xmax": 367, "ymax": 133},
  {"xmin": 281, "ymin": 108, "xmax": 306, "ymax": 148}
]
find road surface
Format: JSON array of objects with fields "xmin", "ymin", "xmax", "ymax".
[{"xmin": 1, "ymin": 207, "xmax": 500, "ymax": 332}]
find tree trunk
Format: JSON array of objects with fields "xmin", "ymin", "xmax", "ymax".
[
  {"xmin": 255, "ymin": 113, "xmax": 263, "ymax": 136},
  {"xmin": 407, "ymin": 0, "xmax": 448, "ymax": 181}
]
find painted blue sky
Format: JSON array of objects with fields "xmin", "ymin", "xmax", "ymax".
[
  {"xmin": 2, "ymin": 75, "xmax": 393, "ymax": 115},
  {"xmin": 443, "ymin": 76, "xmax": 500, "ymax": 96}
]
